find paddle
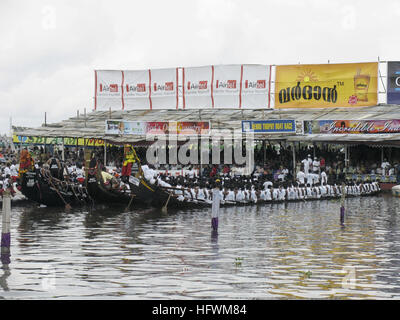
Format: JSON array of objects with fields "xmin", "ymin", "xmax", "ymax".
[
  {"xmin": 161, "ymin": 192, "xmax": 172, "ymax": 214},
  {"xmin": 48, "ymin": 177, "xmax": 72, "ymax": 210},
  {"xmin": 125, "ymin": 193, "xmax": 136, "ymax": 212}
]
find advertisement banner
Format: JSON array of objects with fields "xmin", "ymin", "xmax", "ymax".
[
  {"xmin": 105, "ymin": 120, "xmax": 210, "ymax": 135},
  {"xmin": 213, "ymin": 65, "xmax": 242, "ymax": 108},
  {"xmin": 303, "ymin": 119, "xmax": 400, "ymax": 134},
  {"xmin": 183, "ymin": 64, "xmax": 272, "ymax": 109},
  {"xmin": 275, "ymin": 62, "xmax": 378, "ymax": 108},
  {"xmin": 94, "ymin": 70, "xmax": 123, "ymax": 110},
  {"xmin": 241, "ymin": 64, "xmax": 271, "ymax": 109},
  {"xmin": 183, "ymin": 66, "xmax": 213, "ymax": 109},
  {"xmin": 242, "ymin": 120, "xmax": 296, "ymax": 133},
  {"xmin": 149, "ymin": 68, "xmax": 179, "ymax": 110},
  {"xmin": 124, "ymin": 70, "xmax": 151, "ymax": 110},
  {"xmin": 13, "ymin": 135, "xmax": 108, "ymax": 147},
  {"xmin": 387, "ymin": 61, "xmax": 400, "ymax": 104}
]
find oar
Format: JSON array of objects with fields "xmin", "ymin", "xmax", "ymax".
[
  {"xmin": 125, "ymin": 193, "xmax": 136, "ymax": 212},
  {"xmin": 161, "ymin": 192, "xmax": 172, "ymax": 214},
  {"xmin": 48, "ymin": 177, "xmax": 72, "ymax": 210}
]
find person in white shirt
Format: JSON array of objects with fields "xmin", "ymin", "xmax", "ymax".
[
  {"xmin": 306, "ymin": 184, "xmax": 313, "ymax": 199},
  {"xmin": 381, "ymin": 159, "xmax": 390, "ymax": 176},
  {"xmin": 312, "ymin": 173, "xmax": 320, "ymax": 185},
  {"xmin": 272, "ymin": 187, "xmax": 279, "ymax": 201},
  {"xmin": 197, "ymin": 187, "xmax": 205, "ymax": 200},
  {"xmin": 236, "ymin": 188, "xmax": 245, "ymax": 202},
  {"xmin": 278, "ymin": 186, "xmax": 286, "ymax": 201},
  {"xmin": 263, "ymin": 180, "xmax": 273, "ymax": 190},
  {"xmin": 301, "ymin": 158, "xmax": 309, "ymax": 175},
  {"xmin": 307, "ymin": 154, "xmax": 313, "ymax": 171},
  {"xmin": 312, "ymin": 157, "xmax": 320, "ymax": 173},
  {"xmin": 320, "ymin": 170, "xmax": 328, "ymax": 185},
  {"xmin": 306, "ymin": 172, "xmax": 313, "ymax": 186},
  {"xmin": 297, "ymin": 170, "xmax": 305, "ymax": 185},
  {"xmin": 259, "ymin": 189, "xmax": 266, "ymax": 201},
  {"xmin": 3, "ymin": 164, "xmax": 11, "ymax": 178},
  {"xmin": 225, "ymin": 188, "xmax": 235, "ymax": 202},
  {"xmin": 265, "ymin": 187, "xmax": 272, "ymax": 201},
  {"xmin": 250, "ymin": 188, "xmax": 258, "ymax": 203},
  {"xmin": 10, "ymin": 163, "xmax": 18, "ymax": 178}
]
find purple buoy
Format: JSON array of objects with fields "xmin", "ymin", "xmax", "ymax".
[
  {"xmin": 340, "ymin": 205, "xmax": 345, "ymax": 225},
  {"xmin": 211, "ymin": 186, "xmax": 221, "ymax": 232},
  {"xmin": 1, "ymin": 191, "xmax": 11, "ymax": 266}
]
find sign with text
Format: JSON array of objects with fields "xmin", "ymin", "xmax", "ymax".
[
  {"xmin": 304, "ymin": 119, "xmax": 400, "ymax": 134},
  {"xmin": 387, "ymin": 61, "xmax": 400, "ymax": 104},
  {"xmin": 275, "ymin": 62, "xmax": 378, "ymax": 108},
  {"xmin": 241, "ymin": 120, "xmax": 296, "ymax": 133},
  {"xmin": 105, "ymin": 120, "xmax": 210, "ymax": 135}
]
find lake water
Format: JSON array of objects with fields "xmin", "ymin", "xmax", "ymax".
[{"xmin": 1, "ymin": 193, "xmax": 400, "ymax": 299}]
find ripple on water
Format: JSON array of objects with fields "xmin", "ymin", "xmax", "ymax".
[{"xmin": 1, "ymin": 194, "xmax": 400, "ymax": 299}]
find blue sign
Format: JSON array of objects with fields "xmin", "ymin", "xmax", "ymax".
[
  {"xmin": 387, "ymin": 61, "xmax": 400, "ymax": 104},
  {"xmin": 242, "ymin": 120, "xmax": 296, "ymax": 133}
]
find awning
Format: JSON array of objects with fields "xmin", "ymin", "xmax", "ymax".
[{"xmin": 12, "ymin": 104, "xmax": 400, "ymax": 145}]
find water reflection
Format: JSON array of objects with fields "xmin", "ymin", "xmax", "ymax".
[{"xmin": 0, "ymin": 194, "xmax": 400, "ymax": 298}]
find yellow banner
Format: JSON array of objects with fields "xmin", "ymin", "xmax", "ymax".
[
  {"xmin": 275, "ymin": 62, "xmax": 378, "ymax": 108},
  {"xmin": 13, "ymin": 135, "xmax": 108, "ymax": 147}
]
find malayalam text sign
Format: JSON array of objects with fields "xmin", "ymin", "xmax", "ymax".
[{"xmin": 275, "ymin": 62, "xmax": 378, "ymax": 108}]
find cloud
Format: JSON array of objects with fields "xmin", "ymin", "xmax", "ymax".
[{"xmin": 0, "ymin": 0, "xmax": 399, "ymax": 134}]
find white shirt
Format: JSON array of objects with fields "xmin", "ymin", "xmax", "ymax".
[
  {"xmin": 3, "ymin": 167, "xmax": 11, "ymax": 177},
  {"xmin": 250, "ymin": 189, "xmax": 257, "ymax": 203},
  {"xmin": 225, "ymin": 191, "xmax": 235, "ymax": 201},
  {"xmin": 272, "ymin": 188, "xmax": 279, "ymax": 200},
  {"xmin": 76, "ymin": 168, "xmax": 84, "ymax": 179},
  {"xmin": 278, "ymin": 189, "xmax": 286, "ymax": 200},
  {"xmin": 212, "ymin": 188, "xmax": 221, "ymax": 218},
  {"xmin": 10, "ymin": 164, "xmax": 18, "ymax": 177},
  {"xmin": 301, "ymin": 159, "xmax": 309, "ymax": 174},
  {"xmin": 263, "ymin": 181, "xmax": 273, "ymax": 190},
  {"xmin": 236, "ymin": 190, "xmax": 245, "ymax": 202},
  {"xmin": 312, "ymin": 160, "xmax": 320, "ymax": 172},
  {"xmin": 297, "ymin": 171, "xmax": 305, "ymax": 185},
  {"xmin": 321, "ymin": 171, "xmax": 327, "ymax": 184}
]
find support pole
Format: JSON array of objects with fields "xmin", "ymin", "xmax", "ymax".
[
  {"xmin": 84, "ymin": 108, "xmax": 87, "ymax": 128},
  {"xmin": 348, "ymin": 145, "xmax": 350, "ymax": 167},
  {"xmin": 340, "ymin": 182, "xmax": 346, "ymax": 225},
  {"xmin": 61, "ymin": 138, "xmax": 65, "ymax": 161},
  {"xmin": 263, "ymin": 140, "xmax": 266, "ymax": 165},
  {"xmin": 104, "ymin": 141, "xmax": 107, "ymax": 166},
  {"xmin": 211, "ymin": 185, "xmax": 221, "ymax": 232},
  {"xmin": 292, "ymin": 142, "xmax": 296, "ymax": 181},
  {"xmin": 1, "ymin": 190, "xmax": 11, "ymax": 266}
]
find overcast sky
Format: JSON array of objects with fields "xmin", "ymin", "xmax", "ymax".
[{"xmin": 1, "ymin": 0, "xmax": 399, "ymax": 135}]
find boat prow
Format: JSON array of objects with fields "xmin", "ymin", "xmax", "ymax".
[{"xmin": 392, "ymin": 185, "xmax": 400, "ymax": 197}]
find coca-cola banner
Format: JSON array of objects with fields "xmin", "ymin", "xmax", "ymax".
[{"xmin": 94, "ymin": 70, "xmax": 124, "ymax": 110}]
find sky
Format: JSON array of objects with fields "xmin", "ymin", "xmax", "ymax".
[{"xmin": 1, "ymin": 0, "xmax": 400, "ymax": 135}]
